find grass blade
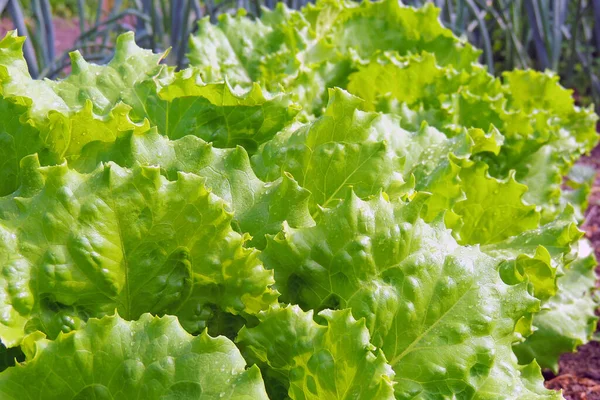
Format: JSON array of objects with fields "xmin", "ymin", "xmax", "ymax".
[
  {"xmin": 176, "ymin": 0, "xmax": 192, "ymax": 69},
  {"xmin": 77, "ymin": 0, "xmax": 86, "ymax": 41},
  {"xmin": 39, "ymin": 0, "xmax": 55, "ymax": 62},
  {"xmin": 7, "ymin": 0, "xmax": 39, "ymax": 77},
  {"xmin": 525, "ymin": 0, "xmax": 550, "ymax": 69},
  {"xmin": 464, "ymin": 0, "xmax": 494, "ymax": 74},
  {"xmin": 592, "ymin": 0, "xmax": 600, "ymax": 52},
  {"xmin": 566, "ymin": 0, "xmax": 583, "ymax": 83},
  {"xmin": 30, "ymin": 0, "xmax": 48, "ymax": 67}
]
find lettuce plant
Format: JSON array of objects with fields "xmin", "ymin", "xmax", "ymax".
[{"xmin": 0, "ymin": 0, "xmax": 598, "ymax": 398}]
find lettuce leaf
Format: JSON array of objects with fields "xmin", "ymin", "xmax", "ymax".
[
  {"xmin": 0, "ymin": 31, "xmax": 299, "ymax": 197},
  {"xmin": 513, "ymin": 241, "xmax": 598, "ymax": 372},
  {"xmin": 260, "ymin": 190, "xmax": 558, "ymax": 398},
  {"xmin": 189, "ymin": 0, "xmax": 479, "ymax": 113},
  {"xmin": 0, "ymin": 0, "xmax": 598, "ymax": 397},
  {"xmin": 0, "ymin": 161, "xmax": 277, "ymax": 345},
  {"xmin": 0, "ymin": 313, "xmax": 269, "ymax": 399},
  {"xmin": 347, "ymin": 52, "xmax": 598, "ymax": 222},
  {"xmin": 238, "ymin": 305, "xmax": 395, "ymax": 399}
]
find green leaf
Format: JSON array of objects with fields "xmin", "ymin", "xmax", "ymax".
[
  {"xmin": 517, "ymin": 145, "xmax": 564, "ymax": 222},
  {"xmin": 43, "ymin": 101, "xmax": 149, "ymax": 161},
  {"xmin": 473, "ymin": 358, "xmax": 561, "ymax": 399},
  {"xmin": 452, "ymin": 161, "xmax": 540, "ymax": 245},
  {"xmin": 347, "ymin": 52, "xmax": 497, "ymax": 115},
  {"xmin": 482, "ymin": 213, "xmax": 593, "ymax": 372},
  {"xmin": 0, "ymin": 155, "xmax": 45, "ymax": 221},
  {"xmin": 503, "ymin": 70, "xmax": 576, "ymax": 118},
  {"xmin": 1, "ymin": 31, "xmax": 300, "ymax": 179},
  {"xmin": 252, "ymin": 89, "xmax": 500, "ymax": 217},
  {"xmin": 252, "ymin": 89, "xmax": 402, "ymax": 211},
  {"xmin": 306, "ymin": 0, "xmax": 480, "ymax": 67},
  {"xmin": 237, "ymin": 305, "xmax": 395, "ymax": 400},
  {"xmin": 130, "ymin": 68, "xmax": 300, "ymax": 153},
  {"xmin": 128, "ymin": 129, "xmax": 315, "ymax": 248},
  {"xmin": 347, "ymin": 52, "xmax": 599, "ymax": 223},
  {"xmin": 513, "ymin": 241, "xmax": 599, "ymax": 372},
  {"xmin": 0, "ymin": 162, "xmax": 277, "ymax": 344},
  {"xmin": 0, "ymin": 32, "xmax": 164, "ymax": 121},
  {"xmin": 0, "ymin": 98, "xmax": 43, "ymax": 197},
  {"xmin": 0, "ymin": 2, "xmax": 597, "ymax": 398},
  {"xmin": 261, "ymin": 190, "xmax": 553, "ymax": 398},
  {"xmin": 0, "ymin": 98, "xmax": 148, "ymax": 198},
  {"xmin": 73, "ymin": 127, "xmax": 315, "ymax": 249},
  {"xmin": 482, "ymin": 206, "xmax": 582, "ymax": 266},
  {"xmin": 0, "ymin": 33, "xmax": 69, "ymax": 119},
  {"xmin": 560, "ymin": 163, "xmax": 597, "ymax": 222},
  {"xmin": 406, "ymin": 127, "xmax": 503, "ymax": 221},
  {"xmin": 0, "ymin": 313, "xmax": 270, "ymax": 399},
  {"xmin": 188, "ymin": 0, "xmax": 480, "ymax": 113},
  {"xmin": 188, "ymin": 18, "xmax": 253, "ymax": 85},
  {"xmin": 190, "ymin": 6, "xmax": 340, "ymax": 114},
  {"xmin": 480, "ymin": 205, "xmax": 583, "ymax": 302}
]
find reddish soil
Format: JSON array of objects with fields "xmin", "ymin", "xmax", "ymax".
[
  {"xmin": 546, "ymin": 374, "xmax": 600, "ymax": 400},
  {"xmin": 0, "ymin": 18, "xmax": 80, "ymax": 55}
]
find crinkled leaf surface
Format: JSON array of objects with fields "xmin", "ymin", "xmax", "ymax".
[
  {"xmin": 513, "ymin": 241, "xmax": 598, "ymax": 372},
  {"xmin": 0, "ymin": 161, "xmax": 277, "ymax": 345},
  {"xmin": 0, "ymin": 98, "xmax": 149, "ymax": 198},
  {"xmin": 0, "ymin": 32, "xmax": 163, "ymax": 120},
  {"xmin": 482, "ymin": 206, "xmax": 583, "ymax": 268},
  {"xmin": 0, "ymin": 313, "xmax": 269, "ymax": 399},
  {"xmin": 0, "ymin": 1, "xmax": 597, "ymax": 398},
  {"xmin": 130, "ymin": 129, "xmax": 315, "ymax": 248},
  {"xmin": 0, "ymin": 31, "xmax": 298, "ymax": 175},
  {"xmin": 452, "ymin": 161, "xmax": 540, "ymax": 245},
  {"xmin": 261, "ymin": 190, "xmax": 556, "ymax": 398},
  {"xmin": 252, "ymin": 90, "xmax": 402, "ymax": 211},
  {"xmin": 252, "ymin": 88, "xmax": 503, "ymax": 219},
  {"xmin": 129, "ymin": 68, "xmax": 300, "ymax": 152},
  {"xmin": 347, "ymin": 52, "xmax": 599, "ymax": 221},
  {"xmin": 189, "ymin": 0, "xmax": 479, "ymax": 113},
  {"xmin": 560, "ymin": 164, "xmax": 597, "ymax": 222},
  {"xmin": 0, "ymin": 98, "xmax": 43, "ymax": 197},
  {"xmin": 72, "ymin": 128, "xmax": 314, "ymax": 249},
  {"xmin": 238, "ymin": 305, "xmax": 395, "ymax": 400}
]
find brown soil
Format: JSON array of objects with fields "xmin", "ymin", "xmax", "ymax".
[{"xmin": 546, "ymin": 374, "xmax": 600, "ymax": 400}]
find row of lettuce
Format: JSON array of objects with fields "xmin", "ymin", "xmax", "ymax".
[{"xmin": 0, "ymin": 0, "xmax": 598, "ymax": 398}]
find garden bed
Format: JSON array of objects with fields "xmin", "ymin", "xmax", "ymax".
[{"xmin": 1, "ymin": 11, "xmax": 599, "ymax": 398}]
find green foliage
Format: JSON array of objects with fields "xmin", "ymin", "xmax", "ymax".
[
  {"xmin": 0, "ymin": 0, "xmax": 598, "ymax": 398},
  {"xmin": 0, "ymin": 313, "xmax": 270, "ymax": 399},
  {"xmin": 4, "ymin": 0, "xmax": 600, "ymax": 113}
]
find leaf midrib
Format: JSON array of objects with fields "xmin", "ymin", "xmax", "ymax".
[{"xmin": 107, "ymin": 184, "xmax": 132, "ymax": 319}]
